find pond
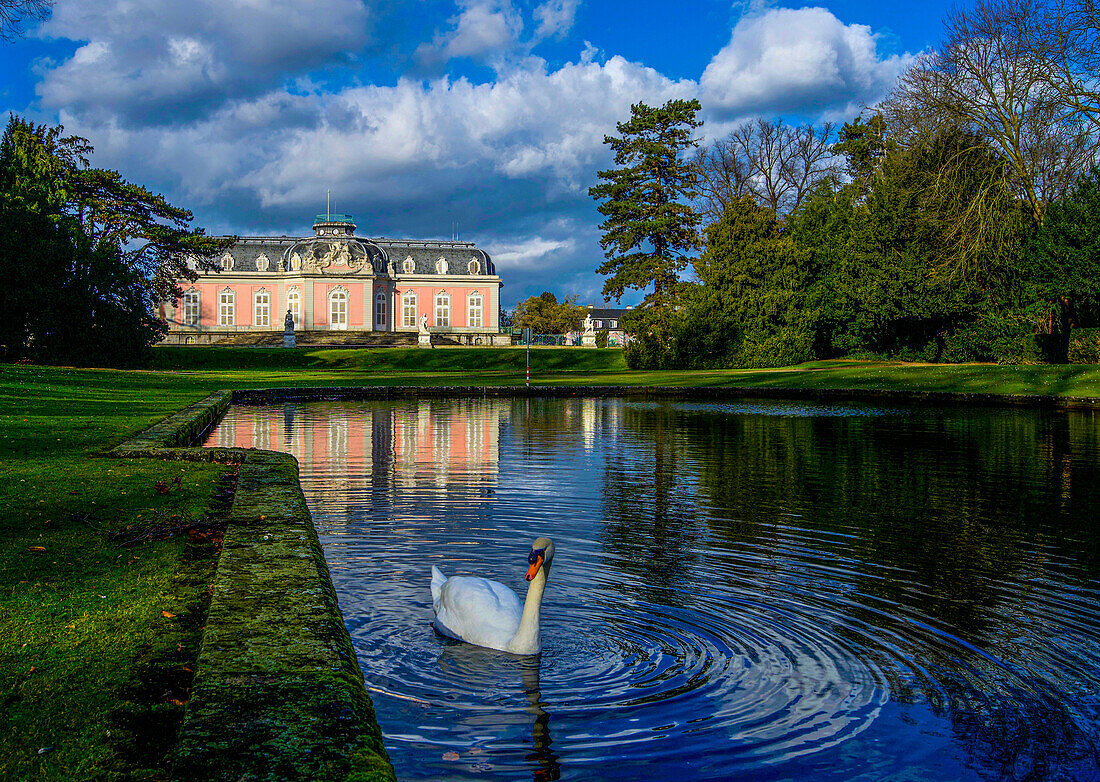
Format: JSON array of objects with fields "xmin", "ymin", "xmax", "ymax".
[{"xmin": 203, "ymin": 397, "xmax": 1100, "ymax": 781}]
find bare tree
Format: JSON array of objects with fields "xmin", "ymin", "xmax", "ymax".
[
  {"xmin": 695, "ymin": 118, "xmax": 838, "ymax": 223},
  {"xmin": 1029, "ymin": 0, "xmax": 1100, "ymax": 132},
  {"xmin": 1, "ymin": 0, "xmax": 51, "ymax": 41},
  {"xmin": 882, "ymin": 0, "xmax": 1098, "ymax": 225},
  {"xmin": 694, "ymin": 131, "xmax": 754, "ymax": 224}
]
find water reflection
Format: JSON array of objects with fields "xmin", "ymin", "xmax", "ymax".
[{"xmin": 206, "ymin": 398, "xmax": 1100, "ymax": 781}]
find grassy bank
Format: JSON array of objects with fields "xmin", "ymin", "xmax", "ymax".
[
  {"xmin": 5, "ymin": 349, "xmax": 1100, "ymax": 778},
  {"xmin": 0, "ymin": 371, "xmax": 232, "ymax": 781}
]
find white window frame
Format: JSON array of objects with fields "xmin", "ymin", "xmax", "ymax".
[
  {"xmin": 402, "ymin": 291, "xmax": 417, "ymax": 327},
  {"xmin": 435, "ymin": 290, "xmax": 450, "ymax": 328},
  {"xmin": 286, "ymin": 287, "xmax": 301, "ymax": 327},
  {"xmin": 182, "ymin": 288, "xmax": 200, "ymax": 325},
  {"xmin": 220, "ymin": 253, "xmax": 234, "ymax": 271},
  {"xmin": 467, "ymin": 291, "xmax": 483, "ymax": 329},
  {"xmin": 374, "ymin": 290, "xmax": 387, "ymax": 329},
  {"xmin": 329, "ymin": 287, "xmax": 348, "ymax": 330},
  {"xmin": 218, "ymin": 288, "xmax": 235, "ymax": 326},
  {"xmin": 253, "ymin": 288, "xmax": 270, "ymax": 327}
]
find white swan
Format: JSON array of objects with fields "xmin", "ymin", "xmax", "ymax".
[{"xmin": 430, "ymin": 537, "xmax": 555, "ymax": 655}]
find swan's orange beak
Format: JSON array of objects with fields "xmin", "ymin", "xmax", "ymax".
[{"xmin": 525, "ymin": 552, "xmax": 544, "ymax": 582}]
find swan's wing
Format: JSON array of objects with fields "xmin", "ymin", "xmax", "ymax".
[
  {"xmin": 433, "ymin": 575, "xmax": 523, "ymax": 650},
  {"xmin": 431, "ymin": 565, "xmax": 446, "ymax": 605}
]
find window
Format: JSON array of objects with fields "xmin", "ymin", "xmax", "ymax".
[
  {"xmin": 402, "ymin": 291, "xmax": 417, "ymax": 327},
  {"xmin": 402, "ymin": 256, "xmax": 415, "ymax": 274},
  {"xmin": 435, "ymin": 256, "xmax": 448, "ymax": 274},
  {"xmin": 467, "ymin": 258, "xmax": 480, "ymax": 275},
  {"xmin": 182, "ymin": 289, "xmax": 200, "ymax": 325},
  {"xmin": 467, "ymin": 292, "xmax": 483, "ymax": 328},
  {"xmin": 329, "ymin": 287, "xmax": 348, "ymax": 330},
  {"xmin": 220, "ymin": 253, "xmax": 234, "ymax": 271},
  {"xmin": 218, "ymin": 288, "xmax": 235, "ymax": 326},
  {"xmin": 611, "ymin": 319, "xmax": 618, "ymax": 328},
  {"xmin": 254, "ymin": 289, "xmax": 270, "ymax": 327},
  {"xmin": 255, "ymin": 253, "xmax": 270, "ymax": 271},
  {"xmin": 435, "ymin": 291, "xmax": 450, "ymax": 327},
  {"xmin": 286, "ymin": 287, "xmax": 301, "ymax": 326},
  {"xmin": 375, "ymin": 290, "xmax": 387, "ymax": 329}
]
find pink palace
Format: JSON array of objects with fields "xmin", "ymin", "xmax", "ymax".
[{"xmin": 160, "ymin": 212, "xmax": 505, "ymax": 344}]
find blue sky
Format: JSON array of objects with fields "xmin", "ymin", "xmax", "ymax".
[{"xmin": 0, "ymin": 0, "xmax": 955, "ymax": 307}]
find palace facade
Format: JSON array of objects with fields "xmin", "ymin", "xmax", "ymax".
[{"xmin": 160, "ymin": 213, "xmax": 504, "ymax": 344}]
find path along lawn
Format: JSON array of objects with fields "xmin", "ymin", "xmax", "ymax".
[{"xmin": 5, "ymin": 347, "xmax": 1100, "ymax": 780}]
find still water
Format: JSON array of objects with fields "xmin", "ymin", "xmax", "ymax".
[{"xmin": 203, "ymin": 398, "xmax": 1100, "ymax": 781}]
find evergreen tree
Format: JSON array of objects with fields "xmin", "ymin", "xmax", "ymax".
[
  {"xmin": 1029, "ymin": 167, "xmax": 1100, "ymax": 362},
  {"xmin": 589, "ymin": 99, "xmax": 703, "ymax": 310},
  {"xmin": 0, "ymin": 115, "xmax": 226, "ymax": 365}
]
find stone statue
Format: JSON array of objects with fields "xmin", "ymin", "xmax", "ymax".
[
  {"xmin": 418, "ymin": 312, "xmax": 432, "ymax": 348},
  {"xmin": 283, "ymin": 309, "xmax": 296, "ymax": 348},
  {"xmin": 581, "ymin": 312, "xmax": 596, "ymax": 348},
  {"xmin": 387, "ymin": 257, "xmax": 397, "ymax": 276}
]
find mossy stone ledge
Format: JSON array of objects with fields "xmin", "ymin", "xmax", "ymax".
[{"xmin": 110, "ymin": 392, "xmax": 394, "ymax": 782}]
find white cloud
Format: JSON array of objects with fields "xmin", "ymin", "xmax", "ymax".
[
  {"xmin": 701, "ymin": 6, "xmax": 911, "ymax": 119},
  {"xmin": 533, "ymin": 0, "xmax": 580, "ymax": 40},
  {"xmin": 239, "ymin": 56, "xmax": 695, "ymax": 207},
  {"xmin": 36, "ymin": 0, "xmax": 370, "ymax": 121},
  {"xmin": 416, "ymin": 0, "xmax": 525, "ymax": 67},
  {"xmin": 28, "ymin": 1, "xmax": 914, "ymax": 305},
  {"xmin": 491, "ymin": 236, "xmax": 576, "ymax": 269}
]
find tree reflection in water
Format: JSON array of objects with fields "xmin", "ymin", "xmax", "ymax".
[{"xmin": 207, "ymin": 397, "xmax": 1100, "ymax": 781}]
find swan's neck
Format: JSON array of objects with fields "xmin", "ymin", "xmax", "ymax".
[{"xmin": 507, "ymin": 568, "xmax": 548, "ymax": 654}]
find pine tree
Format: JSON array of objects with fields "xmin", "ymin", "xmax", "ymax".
[{"xmin": 589, "ymin": 99, "xmax": 703, "ymax": 309}]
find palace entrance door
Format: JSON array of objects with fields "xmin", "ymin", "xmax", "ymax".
[{"xmin": 329, "ymin": 289, "xmax": 348, "ymax": 330}]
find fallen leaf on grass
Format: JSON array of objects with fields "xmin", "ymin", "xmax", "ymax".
[
  {"xmin": 161, "ymin": 611, "xmax": 176, "ymax": 618},
  {"xmin": 27, "ymin": 546, "xmax": 46, "ymax": 552},
  {"xmin": 167, "ymin": 698, "xmax": 186, "ymax": 707},
  {"xmin": 37, "ymin": 746, "xmax": 53, "ymax": 755}
]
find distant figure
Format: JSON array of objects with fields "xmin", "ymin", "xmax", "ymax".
[
  {"xmin": 419, "ymin": 313, "xmax": 430, "ymax": 334},
  {"xmin": 284, "ymin": 309, "xmax": 295, "ymax": 332}
]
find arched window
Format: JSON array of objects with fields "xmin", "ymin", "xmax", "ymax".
[
  {"xmin": 402, "ymin": 256, "xmax": 415, "ymax": 274},
  {"xmin": 467, "ymin": 258, "xmax": 481, "ymax": 275},
  {"xmin": 467, "ymin": 291, "xmax": 483, "ymax": 328},
  {"xmin": 435, "ymin": 256, "xmax": 449, "ymax": 275},
  {"xmin": 286, "ymin": 287, "xmax": 301, "ymax": 326},
  {"xmin": 220, "ymin": 253, "xmax": 234, "ymax": 271},
  {"xmin": 182, "ymin": 288, "xmax": 200, "ymax": 325},
  {"xmin": 402, "ymin": 291, "xmax": 417, "ymax": 327},
  {"xmin": 255, "ymin": 253, "xmax": 270, "ymax": 271},
  {"xmin": 218, "ymin": 288, "xmax": 235, "ymax": 326},
  {"xmin": 435, "ymin": 290, "xmax": 450, "ymax": 328},
  {"xmin": 329, "ymin": 287, "xmax": 348, "ymax": 330},
  {"xmin": 374, "ymin": 290, "xmax": 387, "ymax": 329}
]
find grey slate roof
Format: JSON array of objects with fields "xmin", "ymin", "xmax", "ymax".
[{"xmin": 206, "ymin": 235, "xmax": 497, "ymax": 276}]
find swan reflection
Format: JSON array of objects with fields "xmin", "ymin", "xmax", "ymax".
[{"xmin": 435, "ymin": 643, "xmax": 561, "ymax": 780}]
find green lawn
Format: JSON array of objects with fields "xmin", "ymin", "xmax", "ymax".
[{"xmin": 4, "ymin": 347, "xmax": 1100, "ymax": 779}]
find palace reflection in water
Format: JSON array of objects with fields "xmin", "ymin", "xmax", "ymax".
[{"xmin": 205, "ymin": 397, "xmax": 1100, "ymax": 782}]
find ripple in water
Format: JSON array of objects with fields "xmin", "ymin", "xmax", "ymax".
[{"xmin": 206, "ymin": 398, "xmax": 1100, "ymax": 781}]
